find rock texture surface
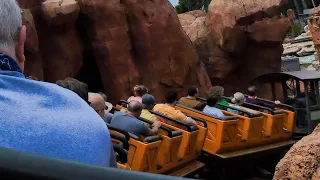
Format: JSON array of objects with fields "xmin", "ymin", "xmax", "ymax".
[
  {"xmin": 179, "ymin": 0, "xmax": 290, "ymax": 95},
  {"xmin": 18, "ymin": 0, "xmax": 212, "ymax": 103},
  {"xmin": 308, "ymin": 7, "xmax": 320, "ymax": 61},
  {"xmin": 273, "ymin": 125, "xmax": 320, "ymax": 180}
]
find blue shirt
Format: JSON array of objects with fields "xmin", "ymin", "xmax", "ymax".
[
  {"xmin": 111, "ymin": 112, "xmax": 150, "ymax": 137},
  {"xmin": 203, "ymin": 105, "xmax": 225, "ymax": 120},
  {"xmin": 0, "ymin": 57, "xmax": 116, "ymax": 167},
  {"xmin": 104, "ymin": 113, "xmax": 113, "ymax": 124}
]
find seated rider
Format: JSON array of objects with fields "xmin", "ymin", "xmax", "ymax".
[
  {"xmin": 153, "ymin": 92, "xmax": 197, "ymax": 126},
  {"xmin": 203, "ymin": 95, "xmax": 225, "ymax": 120},
  {"xmin": 227, "ymin": 92, "xmax": 245, "ymax": 115},
  {"xmin": 98, "ymin": 92, "xmax": 113, "ymax": 123},
  {"xmin": 0, "ymin": 0, "xmax": 116, "ymax": 167},
  {"xmin": 56, "ymin": 78, "xmax": 89, "ymax": 104},
  {"xmin": 140, "ymin": 94, "xmax": 159, "ymax": 122},
  {"xmin": 209, "ymin": 86, "xmax": 228, "ymax": 110},
  {"xmin": 127, "ymin": 85, "xmax": 148, "ymax": 103},
  {"xmin": 246, "ymin": 86, "xmax": 280, "ymax": 109},
  {"xmin": 179, "ymin": 86, "xmax": 205, "ymax": 110},
  {"xmin": 111, "ymin": 101, "xmax": 161, "ymax": 137}
]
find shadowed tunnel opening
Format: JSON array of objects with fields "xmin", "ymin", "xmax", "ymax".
[{"xmin": 75, "ymin": 13, "xmax": 104, "ymax": 94}]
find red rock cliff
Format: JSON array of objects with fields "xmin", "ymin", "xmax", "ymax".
[
  {"xmin": 18, "ymin": 0, "xmax": 212, "ymax": 103},
  {"xmin": 179, "ymin": 0, "xmax": 290, "ymax": 95}
]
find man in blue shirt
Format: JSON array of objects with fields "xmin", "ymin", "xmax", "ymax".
[
  {"xmin": 203, "ymin": 95, "xmax": 225, "ymax": 120},
  {"xmin": 0, "ymin": 0, "xmax": 116, "ymax": 167},
  {"xmin": 111, "ymin": 101, "xmax": 161, "ymax": 137}
]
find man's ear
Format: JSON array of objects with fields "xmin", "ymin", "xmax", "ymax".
[{"xmin": 16, "ymin": 25, "xmax": 26, "ymax": 67}]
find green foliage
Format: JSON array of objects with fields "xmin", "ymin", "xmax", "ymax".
[
  {"xmin": 289, "ymin": 23, "xmax": 303, "ymax": 37},
  {"xmin": 175, "ymin": 0, "xmax": 211, "ymax": 14}
]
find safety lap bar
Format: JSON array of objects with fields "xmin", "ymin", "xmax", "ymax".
[
  {"xmin": 224, "ymin": 116, "xmax": 238, "ymax": 120},
  {"xmin": 143, "ymin": 136, "xmax": 162, "ymax": 143},
  {"xmin": 138, "ymin": 117, "xmax": 182, "ymax": 138},
  {"xmin": 177, "ymin": 103, "xmax": 240, "ymax": 121},
  {"xmin": 175, "ymin": 104, "xmax": 208, "ymax": 127},
  {"xmin": 112, "ymin": 143, "xmax": 128, "ymax": 163},
  {"xmin": 107, "ymin": 124, "xmax": 130, "ymax": 141},
  {"xmin": 150, "ymin": 110, "xmax": 198, "ymax": 132},
  {"xmin": 242, "ymin": 102, "xmax": 277, "ymax": 115},
  {"xmin": 110, "ymin": 133, "xmax": 129, "ymax": 150},
  {"xmin": 245, "ymin": 95, "xmax": 295, "ymax": 112}
]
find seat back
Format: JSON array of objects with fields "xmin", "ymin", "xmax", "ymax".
[
  {"xmin": 243, "ymin": 103, "xmax": 286, "ymax": 140},
  {"xmin": 111, "ymin": 106, "xmax": 162, "ymax": 173},
  {"xmin": 127, "ymin": 134, "xmax": 162, "ymax": 172},
  {"xmin": 137, "ymin": 117, "xmax": 183, "ymax": 174},
  {"xmin": 174, "ymin": 105, "xmax": 239, "ymax": 154},
  {"xmin": 150, "ymin": 111, "xmax": 199, "ymax": 162}
]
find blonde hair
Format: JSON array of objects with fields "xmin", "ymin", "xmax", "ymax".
[{"xmin": 133, "ymin": 85, "xmax": 149, "ymax": 97}]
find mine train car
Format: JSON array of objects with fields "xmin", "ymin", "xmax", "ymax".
[{"xmin": 110, "ymin": 71, "xmax": 320, "ymax": 177}]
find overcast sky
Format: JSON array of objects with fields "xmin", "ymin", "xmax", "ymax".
[{"xmin": 169, "ymin": 0, "xmax": 179, "ymax": 6}]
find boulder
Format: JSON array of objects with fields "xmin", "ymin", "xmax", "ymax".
[
  {"xmin": 308, "ymin": 8, "xmax": 320, "ymax": 61},
  {"xmin": 273, "ymin": 125, "xmax": 320, "ymax": 180},
  {"xmin": 29, "ymin": 0, "xmax": 84, "ymax": 82},
  {"xmin": 179, "ymin": 0, "xmax": 290, "ymax": 95}
]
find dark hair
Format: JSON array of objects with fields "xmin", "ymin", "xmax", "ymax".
[
  {"xmin": 165, "ymin": 91, "xmax": 178, "ymax": 104},
  {"xmin": 188, "ymin": 86, "xmax": 198, "ymax": 96},
  {"xmin": 56, "ymin": 78, "xmax": 89, "ymax": 102},
  {"xmin": 206, "ymin": 96, "xmax": 218, "ymax": 107},
  {"xmin": 248, "ymin": 86, "xmax": 257, "ymax": 96}
]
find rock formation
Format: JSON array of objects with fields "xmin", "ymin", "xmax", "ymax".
[
  {"xmin": 179, "ymin": 0, "xmax": 290, "ymax": 95},
  {"xmin": 273, "ymin": 125, "xmax": 320, "ymax": 180},
  {"xmin": 308, "ymin": 7, "xmax": 320, "ymax": 61},
  {"xmin": 17, "ymin": 0, "xmax": 212, "ymax": 103}
]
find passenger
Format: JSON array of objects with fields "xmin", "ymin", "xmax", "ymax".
[
  {"xmin": 246, "ymin": 86, "xmax": 280, "ymax": 109},
  {"xmin": 227, "ymin": 92, "xmax": 245, "ymax": 115},
  {"xmin": 0, "ymin": 0, "xmax": 116, "ymax": 167},
  {"xmin": 203, "ymin": 95, "xmax": 225, "ymax": 120},
  {"xmin": 179, "ymin": 86, "xmax": 205, "ymax": 110},
  {"xmin": 98, "ymin": 92, "xmax": 114, "ymax": 123},
  {"xmin": 127, "ymin": 85, "xmax": 148, "ymax": 103},
  {"xmin": 56, "ymin": 78, "xmax": 89, "ymax": 103},
  {"xmin": 89, "ymin": 93, "xmax": 108, "ymax": 119},
  {"xmin": 209, "ymin": 86, "xmax": 229, "ymax": 110},
  {"xmin": 141, "ymin": 94, "xmax": 158, "ymax": 122},
  {"xmin": 111, "ymin": 101, "xmax": 161, "ymax": 137},
  {"xmin": 153, "ymin": 92, "xmax": 197, "ymax": 126}
]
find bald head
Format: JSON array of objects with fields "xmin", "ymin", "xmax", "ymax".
[
  {"xmin": 89, "ymin": 93, "xmax": 106, "ymax": 118},
  {"xmin": 127, "ymin": 101, "xmax": 143, "ymax": 118}
]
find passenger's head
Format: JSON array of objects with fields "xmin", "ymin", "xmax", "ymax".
[
  {"xmin": 133, "ymin": 85, "xmax": 148, "ymax": 97},
  {"xmin": 127, "ymin": 101, "xmax": 143, "ymax": 118},
  {"xmin": 98, "ymin": 92, "xmax": 107, "ymax": 102},
  {"xmin": 88, "ymin": 93, "xmax": 106, "ymax": 118},
  {"xmin": 248, "ymin": 86, "xmax": 257, "ymax": 97},
  {"xmin": 0, "ymin": 1, "xmax": 26, "ymax": 72},
  {"xmin": 206, "ymin": 95, "xmax": 219, "ymax": 107},
  {"xmin": 56, "ymin": 78, "xmax": 89, "ymax": 103},
  {"xmin": 142, "ymin": 94, "xmax": 155, "ymax": 110},
  {"xmin": 231, "ymin": 92, "xmax": 245, "ymax": 105},
  {"xmin": 188, "ymin": 86, "xmax": 199, "ymax": 97},
  {"xmin": 165, "ymin": 91, "xmax": 178, "ymax": 105},
  {"xmin": 209, "ymin": 86, "xmax": 225, "ymax": 100}
]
